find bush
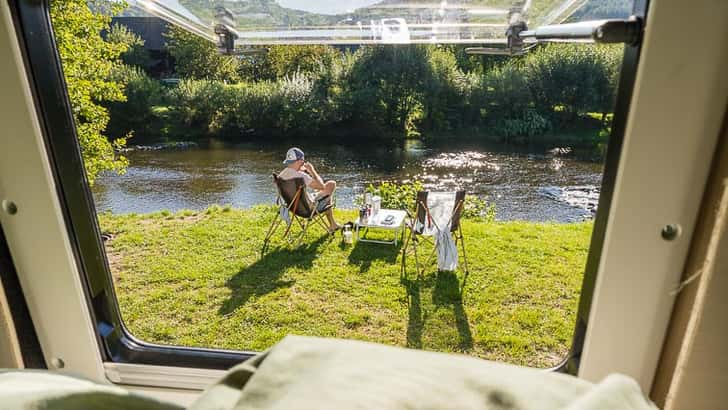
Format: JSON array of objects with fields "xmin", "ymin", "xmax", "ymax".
[
  {"xmin": 424, "ymin": 47, "xmax": 476, "ymax": 131},
  {"xmin": 491, "ymin": 109, "xmax": 552, "ymax": 140},
  {"xmin": 362, "ymin": 181, "xmax": 495, "ymax": 221},
  {"xmin": 463, "ymin": 196, "xmax": 496, "ymax": 222},
  {"xmin": 363, "ymin": 181, "xmax": 424, "ymax": 211},
  {"xmin": 345, "ymin": 46, "xmax": 433, "ymax": 135},
  {"xmin": 166, "ymin": 79, "xmax": 228, "ymax": 139},
  {"xmin": 104, "ymin": 43, "xmax": 621, "ymax": 146},
  {"xmin": 165, "ymin": 26, "xmax": 240, "ymax": 82},
  {"xmin": 522, "ymin": 44, "xmax": 620, "ymax": 122},
  {"xmin": 106, "ymin": 65, "xmax": 166, "ymax": 142}
]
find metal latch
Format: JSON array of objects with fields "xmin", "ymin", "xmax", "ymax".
[
  {"xmin": 519, "ymin": 16, "xmax": 643, "ymax": 45},
  {"xmin": 466, "ymin": 16, "xmax": 643, "ymax": 56}
]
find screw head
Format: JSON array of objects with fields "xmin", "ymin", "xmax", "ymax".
[
  {"xmin": 1, "ymin": 200, "xmax": 17, "ymax": 215},
  {"xmin": 661, "ymin": 224, "xmax": 681, "ymax": 241},
  {"xmin": 51, "ymin": 357, "xmax": 65, "ymax": 369}
]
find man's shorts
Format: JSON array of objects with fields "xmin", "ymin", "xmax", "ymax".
[{"xmin": 315, "ymin": 195, "xmax": 332, "ymax": 213}]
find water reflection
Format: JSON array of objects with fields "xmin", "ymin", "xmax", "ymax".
[{"xmin": 92, "ymin": 140, "xmax": 603, "ymax": 222}]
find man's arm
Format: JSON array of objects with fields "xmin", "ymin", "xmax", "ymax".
[{"xmin": 303, "ymin": 162, "xmax": 325, "ymax": 191}]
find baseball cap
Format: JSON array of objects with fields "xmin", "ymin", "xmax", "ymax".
[{"xmin": 283, "ymin": 147, "xmax": 305, "ymax": 164}]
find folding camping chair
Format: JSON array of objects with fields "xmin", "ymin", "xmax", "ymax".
[
  {"xmin": 262, "ymin": 174, "xmax": 334, "ymax": 251},
  {"xmin": 401, "ymin": 191, "xmax": 469, "ymax": 277}
]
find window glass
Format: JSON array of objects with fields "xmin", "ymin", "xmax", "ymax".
[{"xmin": 51, "ymin": 0, "xmax": 633, "ymax": 368}]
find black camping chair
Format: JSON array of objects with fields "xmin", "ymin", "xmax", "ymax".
[
  {"xmin": 262, "ymin": 174, "xmax": 334, "ymax": 251},
  {"xmin": 401, "ymin": 191, "xmax": 468, "ymax": 277}
]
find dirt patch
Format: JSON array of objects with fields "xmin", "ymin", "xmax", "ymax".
[
  {"xmin": 103, "ymin": 243, "xmax": 123, "ymax": 282},
  {"xmin": 138, "ymin": 213, "xmax": 208, "ymax": 226}
]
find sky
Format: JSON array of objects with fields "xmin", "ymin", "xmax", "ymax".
[{"xmin": 274, "ymin": 0, "xmax": 382, "ymax": 15}]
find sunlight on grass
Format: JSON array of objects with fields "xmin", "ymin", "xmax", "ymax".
[{"xmin": 99, "ymin": 206, "xmax": 591, "ymax": 368}]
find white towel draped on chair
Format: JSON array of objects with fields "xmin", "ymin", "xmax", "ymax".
[
  {"xmin": 424, "ymin": 192, "xmax": 459, "ymax": 271},
  {"xmin": 435, "ymin": 223, "xmax": 458, "ymax": 271}
]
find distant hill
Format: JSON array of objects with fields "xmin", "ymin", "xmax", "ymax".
[{"xmin": 568, "ymin": 0, "xmax": 632, "ymax": 21}]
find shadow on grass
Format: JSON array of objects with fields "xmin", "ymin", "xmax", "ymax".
[
  {"xmin": 401, "ymin": 277, "xmax": 423, "ymax": 349},
  {"xmin": 347, "ymin": 240, "xmax": 401, "ymax": 273},
  {"xmin": 219, "ymin": 235, "xmax": 329, "ymax": 316},
  {"xmin": 402, "ymin": 270, "xmax": 473, "ymax": 351},
  {"xmin": 432, "ymin": 271, "xmax": 473, "ymax": 350}
]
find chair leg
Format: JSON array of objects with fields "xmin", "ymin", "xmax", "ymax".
[
  {"xmin": 425, "ymin": 246, "xmax": 437, "ymax": 270},
  {"xmin": 458, "ymin": 227, "xmax": 470, "ymax": 294},
  {"xmin": 400, "ymin": 231, "xmax": 409, "ymax": 279},
  {"xmin": 262, "ymin": 216, "xmax": 283, "ymax": 253},
  {"xmin": 312, "ymin": 214, "xmax": 331, "ymax": 235},
  {"xmin": 458, "ymin": 226, "xmax": 469, "ymax": 274},
  {"xmin": 293, "ymin": 220, "xmax": 310, "ymax": 247},
  {"xmin": 401, "ymin": 229, "xmax": 417, "ymax": 279},
  {"xmin": 282, "ymin": 215, "xmax": 299, "ymax": 243}
]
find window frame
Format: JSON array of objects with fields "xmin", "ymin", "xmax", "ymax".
[{"xmin": 6, "ymin": 0, "xmax": 650, "ymax": 376}]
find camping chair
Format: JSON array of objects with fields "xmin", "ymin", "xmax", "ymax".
[
  {"xmin": 262, "ymin": 174, "xmax": 334, "ymax": 251},
  {"xmin": 401, "ymin": 191, "xmax": 468, "ymax": 277}
]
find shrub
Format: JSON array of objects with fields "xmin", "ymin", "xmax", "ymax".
[
  {"xmin": 165, "ymin": 26, "xmax": 240, "ymax": 82},
  {"xmin": 491, "ymin": 109, "xmax": 552, "ymax": 140},
  {"xmin": 424, "ymin": 47, "xmax": 475, "ymax": 131},
  {"xmin": 522, "ymin": 44, "xmax": 620, "ymax": 122},
  {"xmin": 363, "ymin": 181, "xmax": 424, "ymax": 211},
  {"xmin": 345, "ymin": 46, "xmax": 433, "ymax": 135},
  {"xmin": 166, "ymin": 79, "xmax": 227, "ymax": 138},
  {"xmin": 107, "ymin": 65, "xmax": 166, "ymax": 142},
  {"xmin": 463, "ymin": 196, "xmax": 496, "ymax": 222},
  {"xmin": 363, "ymin": 181, "xmax": 496, "ymax": 221}
]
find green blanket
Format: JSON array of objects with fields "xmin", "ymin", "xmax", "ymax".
[{"xmin": 1, "ymin": 336, "xmax": 657, "ymax": 409}]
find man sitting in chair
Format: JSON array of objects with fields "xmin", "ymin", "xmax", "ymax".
[{"xmin": 279, "ymin": 147, "xmax": 341, "ymax": 233}]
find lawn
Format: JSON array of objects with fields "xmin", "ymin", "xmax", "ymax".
[{"xmin": 99, "ymin": 205, "xmax": 592, "ymax": 368}]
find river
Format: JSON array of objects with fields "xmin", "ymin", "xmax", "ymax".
[{"xmin": 91, "ymin": 140, "xmax": 603, "ymax": 222}]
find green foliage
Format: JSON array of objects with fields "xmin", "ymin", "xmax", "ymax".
[
  {"xmin": 107, "ymin": 23, "xmax": 152, "ymax": 69},
  {"xmin": 345, "ymin": 46, "xmax": 434, "ymax": 135},
  {"xmin": 106, "ymin": 42, "xmax": 623, "ymax": 149},
  {"xmin": 165, "ymin": 26, "xmax": 240, "ymax": 82},
  {"xmin": 522, "ymin": 44, "xmax": 621, "ymax": 123},
  {"xmin": 364, "ymin": 181, "xmax": 425, "ymax": 211},
  {"xmin": 50, "ymin": 0, "xmax": 130, "ymax": 185},
  {"xmin": 463, "ymin": 196, "xmax": 496, "ymax": 222},
  {"xmin": 106, "ymin": 65, "xmax": 166, "ymax": 141},
  {"xmin": 266, "ymin": 45, "xmax": 339, "ymax": 79},
  {"xmin": 423, "ymin": 47, "xmax": 478, "ymax": 131},
  {"xmin": 164, "ymin": 74, "xmax": 328, "ymax": 139},
  {"xmin": 362, "ymin": 181, "xmax": 495, "ymax": 221},
  {"xmin": 166, "ymin": 79, "xmax": 228, "ymax": 139}
]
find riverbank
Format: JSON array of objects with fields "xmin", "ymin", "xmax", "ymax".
[{"xmin": 99, "ymin": 206, "xmax": 592, "ymax": 367}]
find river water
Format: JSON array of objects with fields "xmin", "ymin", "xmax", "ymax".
[{"xmin": 91, "ymin": 140, "xmax": 603, "ymax": 222}]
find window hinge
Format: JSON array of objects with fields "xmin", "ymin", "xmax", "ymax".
[{"xmin": 519, "ymin": 16, "xmax": 643, "ymax": 46}]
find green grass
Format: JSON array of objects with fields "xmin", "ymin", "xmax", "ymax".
[{"xmin": 99, "ymin": 206, "xmax": 592, "ymax": 368}]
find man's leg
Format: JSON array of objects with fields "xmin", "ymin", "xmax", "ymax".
[
  {"xmin": 325, "ymin": 208, "xmax": 338, "ymax": 230},
  {"xmin": 319, "ymin": 180, "xmax": 339, "ymax": 230},
  {"xmin": 321, "ymin": 180, "xmax": 336, "ymax": 197}
]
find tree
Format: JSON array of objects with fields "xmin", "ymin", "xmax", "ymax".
[
  {"xmin": 107, "ymin": 23, "xmax": 152, "ymax": 70},
  {"xmin": 165, "ymin": 26, "xmax": 240, "ymax": 82},
  {"xmin": 522, "ymin": 44, "xmax": 620, "ymax": 123},
  {"xmin": 266, "ymin": 45, "xmax": 338, "ymax": 79},
  {"xmin": 346, "ymin": 46, "xmax": 434, "ymax": 135},
  {"xmin": 50, "ymin": 0, "xmax": 130, "ymax": 185}
]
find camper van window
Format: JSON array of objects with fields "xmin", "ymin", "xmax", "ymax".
[{"xmin": 18, "ymin": 0, "xmax": 644, "ymax": 371}]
